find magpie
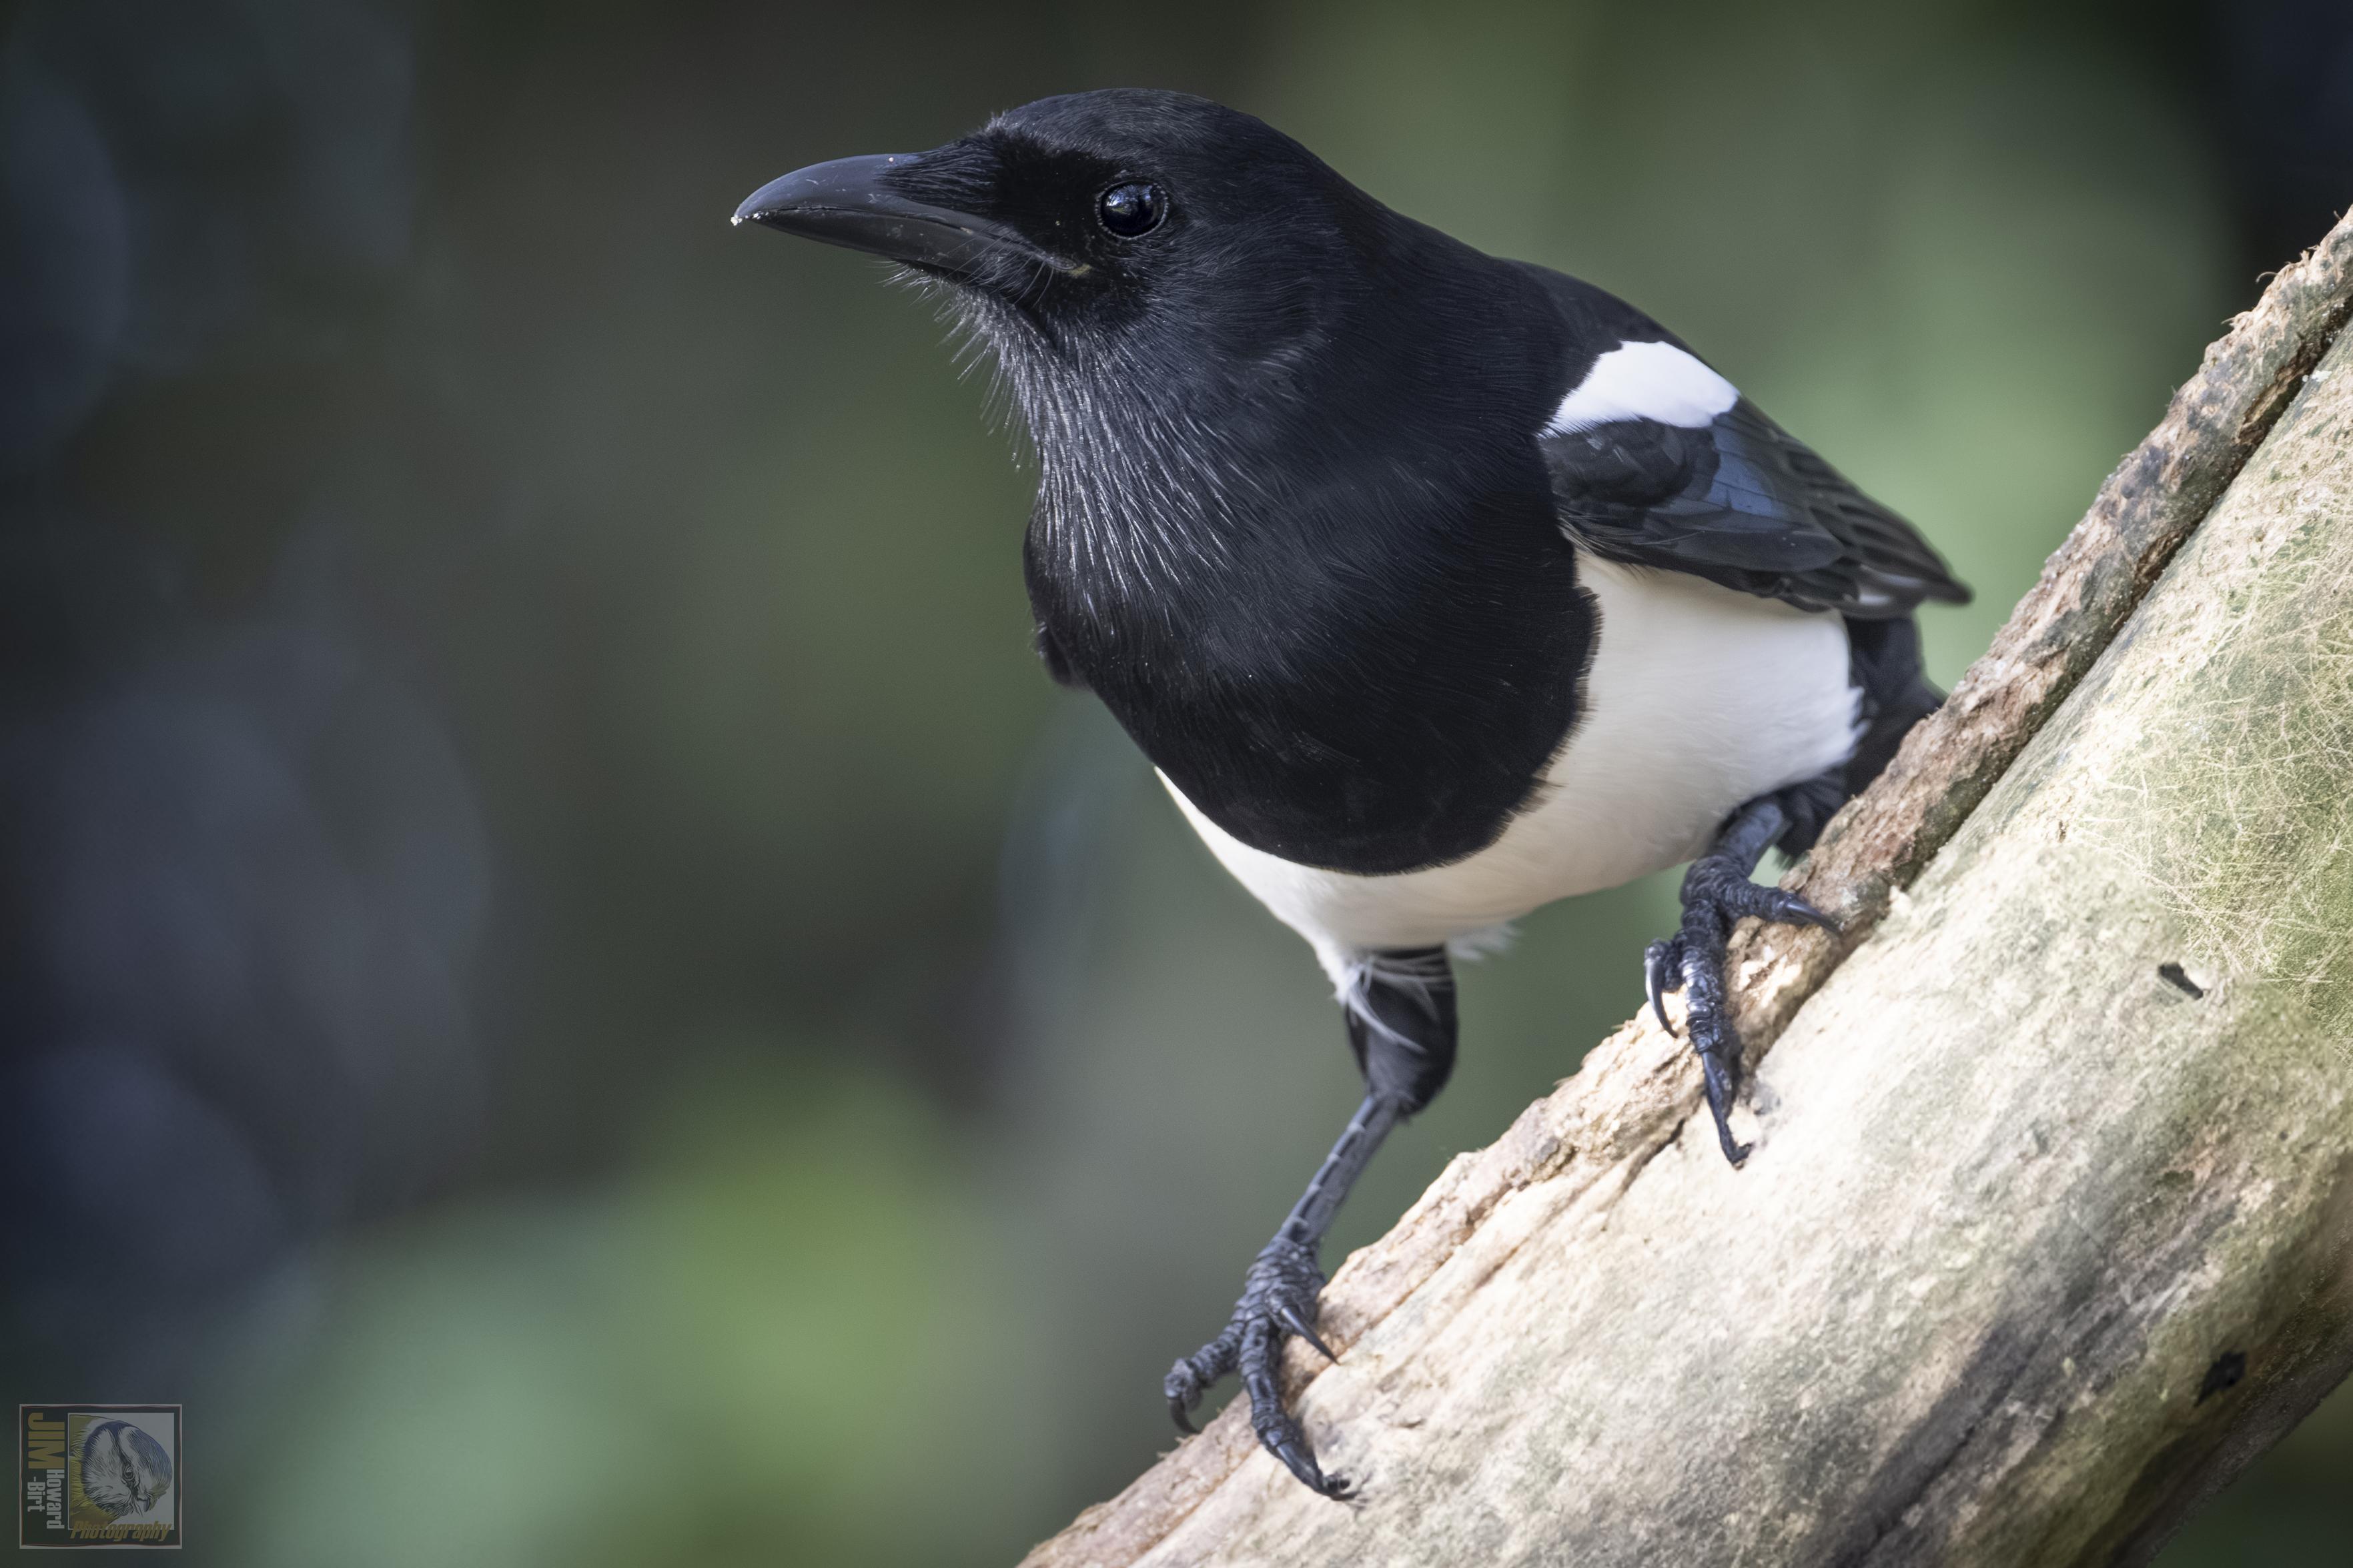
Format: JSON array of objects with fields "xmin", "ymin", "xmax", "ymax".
[{"xmin": 735, "ymin": 89, "xmax": 1967, "ymax": 1498}]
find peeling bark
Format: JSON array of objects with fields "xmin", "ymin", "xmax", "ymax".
[{"xmin": 1020, "ymin": 209, "xmax": 2353, "ymax": 1568}]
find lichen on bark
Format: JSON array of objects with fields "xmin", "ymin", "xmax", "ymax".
[{"xmin": 2069, "ymin": 350, "xmax": 2353, "ymax": 1034}]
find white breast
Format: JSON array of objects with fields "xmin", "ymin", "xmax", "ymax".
[{"xmin": 1165, "ymin": 552, "xmax": 1861, "ymax": 978}]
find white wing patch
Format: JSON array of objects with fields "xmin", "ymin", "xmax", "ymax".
[{"xmin": 1544, "ymin": 339, "xmax": 1739, "ymax": 435}]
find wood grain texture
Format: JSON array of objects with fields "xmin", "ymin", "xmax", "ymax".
[{"xmin": 1021, "ymin": 209, "xmax": 2353, "ymax": 1568}]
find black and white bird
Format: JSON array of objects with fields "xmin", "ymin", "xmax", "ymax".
[{"xmin": 735, "ymin": 89, "xmax": 1967, "ymax": 1497}]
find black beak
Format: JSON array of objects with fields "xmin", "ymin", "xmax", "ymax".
[{"xmin": 733, "ymin": 153, "xmax": 1067, "ymax": 279}]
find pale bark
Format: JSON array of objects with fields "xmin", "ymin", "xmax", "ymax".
[{"xmin": 1020, "ymin": 207, "xmax": 2353, "ymax": 1568}]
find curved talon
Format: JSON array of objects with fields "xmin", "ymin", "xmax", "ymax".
[
  {"xmin": 1644, "ymin": 938, "xmax": 1681, "ymax": 1034},
  {"xmin": 1164, "ymin": 1335, "xmax": 1237, "ymax": 1437},
  {"xmin": 1272, "ymin": 1438, "xmax": 1316, "ymax": 1487},
  {"xmin": 1708, "ymin": 1099, "xmax": 1752, "ymax": 1166},
  {"xmin": 1167, "ymin": 1390, "xmax": 1198, "ymax": 1435},
  {"xmin": 1272, "ymin": 1437, "xmax": 1351, "ymax": 1499},
  {"xmin": 1703, "ymin": 1086, "xmax": 1760, "ymax": 1170},
  {"xmin": 1273, "ymin": 1301, "xmax": 1337, "ymax": 1361},
  {"xmin": 1655, "ymin": 806, "xmax": 1841, "ymax": 1171},
  {"xmin": 1763, "ymin": 888, "xmax": 1839, "ymax": 933},
  {"xmin": 1173, "ymin": 1238, "xmax": 1347, "ymax": 1493},
  {"xmin": 1695, "ymin": 1061, "xmax": 1750, "ymax": 1165}
]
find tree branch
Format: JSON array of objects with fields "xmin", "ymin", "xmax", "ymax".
[{"xmin": 1020, "ymin": 207, "xmax": 2353, "ymax": 1568}]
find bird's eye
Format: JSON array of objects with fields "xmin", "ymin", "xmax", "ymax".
[{"xmin": 1096, "ymin": 181, "xmax": 1167, "ymax": 238}]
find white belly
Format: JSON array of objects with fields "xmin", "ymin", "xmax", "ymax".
[{"xmin": 1165, "ymin": 552, "xmax": 1862, "ymax": 972}]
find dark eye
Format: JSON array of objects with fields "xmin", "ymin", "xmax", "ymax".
[{"xmin": 1096, "ymin": 181, "xmax": 1167, "ymax": 238}]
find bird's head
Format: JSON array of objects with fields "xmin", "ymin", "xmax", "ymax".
[
  {"xmin": 77, "ymin": 1420, "xmax": 171, "ymax": 1520},
  {"xmin": 735, "ymin": 90, "xmax": 1378, "ymax": 408}
]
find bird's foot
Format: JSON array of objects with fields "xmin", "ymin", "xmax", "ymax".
[
  {"xmin": 1643, "ymin": 855, "xmax": 1837, "ymax": 1166},
  {"xmin": 1164, "ymin": 1235, "xmax": 1353, "ymax": 1499}
]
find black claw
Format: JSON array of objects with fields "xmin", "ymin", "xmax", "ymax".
[
  {"xmin": 1164, "ymin": 1333, "xmax": 1238, "ymax": 1437},
  {"xmin": 1651, "ymin": 807, "xmax": 1841, "ymax": 1171},
  {"xmin": 1693, "ymin": 1038, "xmax": 1743, "ymax": 1166},
  {"xmin": 1705, "ymin": 1093, "xmax": 1751, "ymax": 1166},
  {"xmin": 1644, "ymin": 938, "xmax": 1681, "ymax": 1034},
  {"xmin": 1765, "ymin": 889, "xmax": 1839, "ymax": 933},
  {"xmin": 1273, "ymin": 1301, "xmax": 1337, "ymax": 1361},
  {"xmin": 1272, "ymin": 1438, "xmax": 1318, "ymax": 1487},
  {"xmin": 1272, "ymin": 1438, "xmax": 1352, "ymax": 1499},
  {"xmin": 1169, "ymin": 1237, "xmax": 1344, "ymax": 1493}
]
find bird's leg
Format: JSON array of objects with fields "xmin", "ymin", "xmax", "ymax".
[
  {"xmin": 1644, "ymin": 790, "xmax": 1839, "ymax": 1165},
  {"xmin": 1163, "ymin": 1092, "xmax": 1396, "ymax": 1497},
  {"xmin": 1165, "ymin": 947, "xmax": 1457, "ymax": 1499}
]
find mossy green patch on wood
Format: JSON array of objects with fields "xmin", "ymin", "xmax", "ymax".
[{"xmin": 2070, "ymin": 330, "xmax": 2353, "ymax": 1036}]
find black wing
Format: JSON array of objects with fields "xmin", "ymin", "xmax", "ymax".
[{"xmin": 1538, "ymin": 398, "xmax": 1970, "ymax": 618}]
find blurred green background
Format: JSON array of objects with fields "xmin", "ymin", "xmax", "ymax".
[{"xmin": 3, "ymin": 0, "xmax": 2349, "ymax": 1562}]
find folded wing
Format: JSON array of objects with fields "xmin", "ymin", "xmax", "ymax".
[{"xmin": 1537, "ymin": 342, "xmax": 1969, "ymax": 618}]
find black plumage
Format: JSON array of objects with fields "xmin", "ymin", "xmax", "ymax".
[
  {"xmin": 736, "ymin": 87, "xmax": 1968, "ymax": 1498},
  {"xmin": 1543, "ymin": 396, "xmax": 1969, "ymax": 615}
]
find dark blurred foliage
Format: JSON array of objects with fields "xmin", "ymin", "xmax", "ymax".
[
  {"xmin": 2205, "ymin": 0, "xmax": 2353, "ymax": 279},
  {"xmin": 0, "ymin": 1, "xmax": 2346, "ymax": 1563}
]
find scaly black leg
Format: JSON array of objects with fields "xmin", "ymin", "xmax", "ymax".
[
  {"xmin": 1165, "ymin": 947, "xmax": 1456, "ymax": 1499},
  {"xmin": 1644, "ymin": 792, "xmax": 1839, "ymax": 1165}
]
